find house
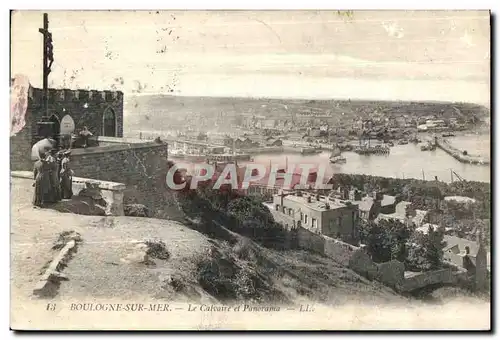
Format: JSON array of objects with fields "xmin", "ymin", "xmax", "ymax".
[
  {"xmin": 272, "ymin": 192, "xmax": 359, "ymax": 244},
  {"xmin": 234, "ymin": 137, "xmax": 259, "ymax": 149},
  {"xmin": 354, "ymin": 196, "xmax": 381, "ymax": 222},
  {"xmin": 348, "ymin": 189, "xmax": 363, "ymax": 202},
  {"xmin": 209, "ymin": 146, "xmax": 225, "ymax": 154},
  {"xmin": 308, "ymin": 128, "xmax": 321, "ymax": 137},
  {"xmin": 443, "ymin": 233, "xmax": 489, "ymax": 290},
  {"xmin": 266, "ymin": 138, "xmax": 283, "ymax": 147},
  {"xmin": 354, "ymin": 191, "xmax": 395, "ymax": 221},
  {"xmin": 262, "ymin": 119, "xmax": 276, "ymax": 129},
  {"xmin": 380, "ymin": 194, "xmax": 399, "ymax": 214},
  {"xmin": 375, "ymin": 200, "xmax": 429, "ymax": 228},
  {"xmin": 415, "ymin": 223, "xmax": 454, "ymax": 235}
]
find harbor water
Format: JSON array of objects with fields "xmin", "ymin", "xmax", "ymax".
[{"xmin": 248, "ymin": 136, "xmax": 490, "ymax": 184}]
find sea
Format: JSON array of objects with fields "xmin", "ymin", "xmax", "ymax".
[{"xmin": 245, "ymin": 133, "xmax": 491, "ymax": 184}]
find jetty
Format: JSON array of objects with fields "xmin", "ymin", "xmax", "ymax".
[
  {"xmin": 354, "ymin": 145, "xmax": 390, "ymax": 155},
  {"xmin": 435, "ymin": 137, "xmax": 490, "ymax": 166}
]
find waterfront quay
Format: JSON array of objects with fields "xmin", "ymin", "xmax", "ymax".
[{"xmin": 435, "ymin": 137, "xmax": 490, "ymax": 166}]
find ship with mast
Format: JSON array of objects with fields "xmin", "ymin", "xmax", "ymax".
[
  {"xmin": 328, "ymin": 127, "xmax": 347, "ymax": 164},
  {"xmin": 354, "ymin": 127, "xmax": 390, "ymax": 155},
  {"xmin": 170, "ymin": 136, "xmax": 251, "ymax": 162},
  {"xmin": 330, "ymin": 144, "xmax": 346, "ymax": 164}
]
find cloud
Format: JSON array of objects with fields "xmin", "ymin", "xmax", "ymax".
[
  {"xmin": 460, "ymin": 31, "xmax": 475, "ymax": 47},
  {"xmin": 382, "ymin": 21, "xmax": 404, "ymax": 39}
]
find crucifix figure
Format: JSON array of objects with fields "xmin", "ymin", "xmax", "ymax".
[{"xmin": 38, "ymin": 13, "xmax": 54, "ymax": 117}]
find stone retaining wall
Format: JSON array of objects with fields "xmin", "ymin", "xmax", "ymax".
[{"xmin": 11, "ymin": 171, "xmax": 125, "ymax": 216}]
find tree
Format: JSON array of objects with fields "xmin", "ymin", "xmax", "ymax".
[
  {"xmin": 406, "ymin": 243, "xmax": 430, "ymax": 271},
  {"xmin": 406, "ymin": 226, "xmax": 446, "ymax": 271},
  {"xmin": 366, "ymin": 223, "xmax": 392, "ymax": 263},
  {"xmin": 425, "ymin": 226, "xmax": 446, "ymax": 270},
  {"xmin": 386, "ymin": 219, "xmax": 411, "ymax": 262},
  {"xmin": 360, "ymin": 219, "xmax": 410, "ymax": 263}
]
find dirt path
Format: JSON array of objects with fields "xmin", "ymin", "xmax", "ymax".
[{"xmin": 10, "ymin": 177, "xmax": 212, "ymax": 303}]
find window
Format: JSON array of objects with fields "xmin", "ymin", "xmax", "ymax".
[
  {"xmin": 304, "ymin": 215, "xmax": 308, "ymax": 224},
  {"xmin": 329, "ymin": 219, "xmax": 335, "ymax": 232},
  {"xmin": 275, "ymin": 204, "xmax": 279, "ymax": 211},
  {"xmin": 288, "ymin": 208, "xmax": 293, "ymax": 216},
  {"xmin": 300, "ymin": 212, "xmax": 303, "ymax": 221},
  {"xmin": 312, "ymin": 218, "xmax": 317, "ymax": 228},
  {"xmin": 337, "ymin": 217, "xmax": 342, "ymax": 227},
  {"xmin": 102, "ymin": 107, "xmax": 117, "ymax": 137}
]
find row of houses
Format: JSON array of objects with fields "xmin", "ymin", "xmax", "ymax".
[
  {"xmin": 267, "ymin": 187, "xmax": 490, "ymax": 276},
  {"xmin": 218, "ymin": 135, "xmax": 284, "ymax": 149},
  {"xmin": 268, "ymin": 188, "xmax": 427, "ymax": 246}
]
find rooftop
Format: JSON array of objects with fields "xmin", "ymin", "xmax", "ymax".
[
  {"xmin": 443, "ymin": 235, "xmax": 481, "ymax": 256},
  {"xmin": 281, "ymin": 193, "xmax": 357, "ymax": 212},
  {"xmin": 381, "ymin": 195, "xmax": 396, "ymax": 207},
  {"xmin": 376, "ymin": 209, "xmax": 428, "ymax": 226}
]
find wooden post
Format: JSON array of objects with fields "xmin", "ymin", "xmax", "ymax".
[{"xmin": 38, "ymin": 13, "xmax": 50, "ymax": 116}]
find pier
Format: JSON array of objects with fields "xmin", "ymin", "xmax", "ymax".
[{"xmin": 435, "ymin": 137, "xmax": 490, "ymax": 166}]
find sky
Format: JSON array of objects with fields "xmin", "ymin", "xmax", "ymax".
[{"xmin": 10, "ymin": 10, "xmax": 490, "ymax": 105}]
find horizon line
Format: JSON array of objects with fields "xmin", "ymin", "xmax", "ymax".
[{"xmin": 124, "ymin": 92, "xmax": 490, "ymax": 107}]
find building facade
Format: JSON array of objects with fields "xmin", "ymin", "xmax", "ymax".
[
  {"xmin": 11, "ymin": 84, "xmax": 124, "ymax": 170},
  {"xmin": 272, "ymin": 192, "xmax": 359, "ymax": 243}
]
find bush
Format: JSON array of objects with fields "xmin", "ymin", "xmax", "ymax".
[
  {"xmin": 359, "ymin": 219, "xmax": 410, "ymax": 263},
  {"xmin": 143, "ymin": 239, "xmax": 170, "ymax": 260},
  {"xmin": 124, "ymin": 204, "xmax": 150, "ymax": 217},
  {"xmin": 406, "ymin": 226, "xmax": 446, "ymax": 271}
]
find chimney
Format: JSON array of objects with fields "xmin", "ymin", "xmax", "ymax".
[
  {"xmin": 395, "ymin": 194, "xmax": 403, "ymax": 204},
  {"xmin": 354, "ymin": 190, "xmax": 362, "ymax": 201},
  {"xmin": 476, "ymin": 229, "xmax": 484, "ymax": 246}
]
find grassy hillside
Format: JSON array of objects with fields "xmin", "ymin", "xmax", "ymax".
[
  {"xmin": 123, "ymin": 94, "xmax": 490, "ymax": 135},
  {"xmin": 11, "ymin": 177, "xmax": 408, "ymax": 305}
]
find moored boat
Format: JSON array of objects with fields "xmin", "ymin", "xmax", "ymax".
[
  {"xmin": 330, "ymin": 145, "xmax": 347, "ymax": 164},
  {"xmin": 300, "ymin": 147, "xmax": 321, "ymax": 155}
]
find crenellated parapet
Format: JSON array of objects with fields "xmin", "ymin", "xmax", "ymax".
[{"xmin": 28, "ymin": 86, "xmax": 123, "ymax": 106}]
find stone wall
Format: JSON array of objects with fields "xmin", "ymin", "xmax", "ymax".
[
  {"xmin": 296, "ymin": 226, "xmax": 325, "ymax": 254},
  {"xmin": 11, "ymin": 171, "xmax": 126, "ymax": 216},
  {"xmin": 400, "ymin": 268, "xmax": 467, "ymax": 292},
  {"xmin": 323, "ymin": 235, "xmax": 359, "ymax": 266},
  {"xmin": 10, "ymin": 86, "xmax": 124, "ymax": 171},
  {"xmin": 281, "ymin": 221, "xmax": 474, "ymax": 293},
  {"xmin": 69, "ymin": 142, "xmax": 173, "ymax": 216},
  {"xmin": 29, "ymin": 87, "xmax": 124, "ymax": 142},
  {"xmin": 296, "ymin": 227, "xmax": 358, "ymax": 266},
  {"xmin": 348, "ymin": 249, "xmax": 379, "ymax": 280},
  {"xmin": 11, "ymin": 123, "xmax": 32, "ymax": 171}
]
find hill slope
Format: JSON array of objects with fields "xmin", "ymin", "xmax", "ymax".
[
  {"xmin": 123, "ymin": 94, "xmax": 490, "ymax": 135},
  {"xmin": 11, "ymin": 177, "xmax": 407, "ymax": 306}
]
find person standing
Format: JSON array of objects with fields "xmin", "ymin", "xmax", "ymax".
[
  {"xmin": 59, "ymin": 150, "xmax": 74, "ymax": 199},
  {"xmin": 79, "ymin": 126, "xmax": 93, "ymax": 148},
  {"xmin": 32, "ymin": 152, "xmax": 52, "ymax": 207},
  {"xmin": 46, "ymin": 149, "xmax": 61, "ymax": 203}
]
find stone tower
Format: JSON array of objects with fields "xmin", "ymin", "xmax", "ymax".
[{"xmin": 474, "ymin": 229, "xmax": 488, "ymax": 292}]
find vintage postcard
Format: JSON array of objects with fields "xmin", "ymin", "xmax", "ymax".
[{"xmin": 10, "ymin": 10, "xmax": 491, "ymax": 330}]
